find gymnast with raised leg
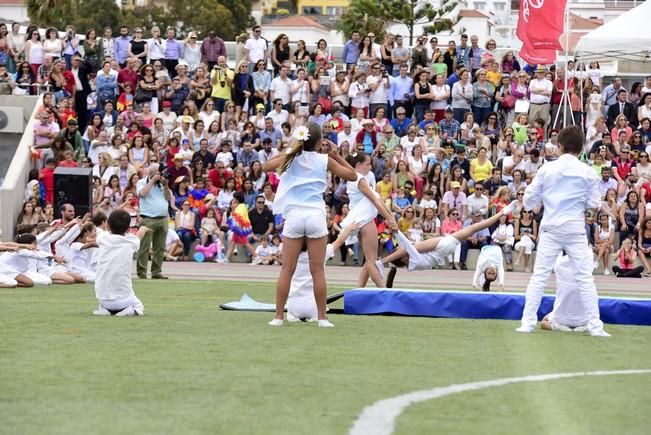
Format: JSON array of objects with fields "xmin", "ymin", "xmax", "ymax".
[
  {"xmin": 264, "ymin": 122, "xmax": 356, "ymax": 327},
  {"xmin": 340, "ymin": 152, "xmax": 398, "ymax": 287},
  {"xmin": 376, "ymin": 201, "xmax": 516, "ymax": 282}
]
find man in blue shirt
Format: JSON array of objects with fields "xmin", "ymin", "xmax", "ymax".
[
  {"xmin": 446, "ymin": 64, "xmax": 463, "ymax": 88},
  {"xmin": 391, "ymin": 107, "xmax": 412, "ymax": 137},
  {"xmin": 237, "ymin": 141, "xmax": 260, "ymax": 169},
  {"xmin": 136, "ymin": 164, "xmax": 172, "ymax": 279},
  {"xmin": 438, "ymin": 106, "xmax": 460, "ymax": 141},
  {"xmin": 390, "ymin": 64, "xmax": 414, "ymax": 119},
  {"xmin": 342, "ymin": 31, "xmax": 360, "ymax": 71},
  {"xmin": 114, "ymin": 26, "xmax": 131, "ymax": 67},
  {"xmin": 258, "ymin": 117, "xmax": 282, "ymax": 147},
  {"xmin": 456, "ymin": 34, "xmax": 471, "ymax": 71},
  {"xmin": 164, "ymin": 27, "xmax": 183, "ymax": 77}
]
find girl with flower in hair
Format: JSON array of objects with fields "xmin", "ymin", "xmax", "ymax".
[{"xmin": 263, "ymin": 122, "xmax": 357, "ymax": 327}]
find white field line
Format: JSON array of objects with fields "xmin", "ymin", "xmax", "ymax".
[{"xmin": 349, "ymin": 369, "xmax": 651, "ymax": 435}]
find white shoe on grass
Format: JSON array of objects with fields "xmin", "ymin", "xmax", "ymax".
[
  {"xmin": 268, "ymin": 318, "xmax": 284, "ymax": 326},
  {"xmin": 516, "ymin": 325, "xmax": 536, "ymax": 333},
  {"xmin": 590, "ymin": 329, "xmax": 611, "ymax": 337},
  {"xmin": 374, "ymin": 260, "xmax": 385, "ymax": 280},
  {"xmin": 318, "ymin": 319, "xmax": 334, "ymax": 328},
  {"xmin": 92, "ymin": 305, "xmax": 111, "ymax": 316},
  {"xmin": 286, "ymin": 312, "xmax": 300, "ymax": 323}
]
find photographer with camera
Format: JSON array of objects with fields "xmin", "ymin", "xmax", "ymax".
[
  {"xmin": 62, "ymin": 26, "xmax": 80, "ymax": 70},
  {"xmin": 136, "ymin": 163, "xmax": 173, "ymax": 279},
  {"xmin": 209, "ymin": 56, "xmax": 233, "ymax": 113},
  {"xmin": 366, "ymin": 62, "xmax": 391, "ymax": 118}
]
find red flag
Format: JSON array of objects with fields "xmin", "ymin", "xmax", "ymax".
[
  {"xmin": 519, "ymin": 40, "xmax": 556, "ymax": 65},
  {"xmin": 517, "ymin": 0, "xmax": 567, "ymax": 51}
]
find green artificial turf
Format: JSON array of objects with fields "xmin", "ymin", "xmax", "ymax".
[{"xmin": 1, "ymin": 281, "xmax": 650, "ymax": 435}]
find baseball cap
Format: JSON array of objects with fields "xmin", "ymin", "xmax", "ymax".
[
  {"xmin": 162, "ymin": 100, "xmax": 172, "ymax": 108},
  {"xmin": 445, "ymin": 106, "xmax": 454, "ymax": 113},
  {"xmin": 451, "ymin": 181, "xmax": 461, "ymax": 189},
  {"xmin": 256, "ymin": 103, "xmax": 265, "ymax": 110}
]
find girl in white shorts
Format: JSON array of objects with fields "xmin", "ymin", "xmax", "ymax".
[
  {"xmin": 340, "ymin": 152, "xmax": 398, "ymax": 287},
  {"xmin": 376, "ymin": 201, "xmax": 516, "ymax": 282},
  {"xmin": 264, "ymin": 122, "xmax": 357, "ymax": 327}
]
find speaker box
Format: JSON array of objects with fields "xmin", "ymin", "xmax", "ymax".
[{"xmin": 54, "ymin": 167, "xmax": 93, "ymax": 218}]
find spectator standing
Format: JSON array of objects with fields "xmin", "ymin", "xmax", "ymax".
[
  {"xmin": 146, "ymin": 26, "xmax": 164, "ymax": 65},
  {"xmin": 163, "ymin": 27, "xmax": 182, "ymax": 77},
  {"xmin": 244, "ymin": 25, "xmax": 268, "ymax": 72},
  {"xmin": 210, "ymin": 56, "xmax": 234, "ymax": 113},
  {"xmin": 342, "ymin": 31, "xmax": 360, "ymax": 70},
  {"xmin": 114, "ymin": 26, "xmax": 131, "ymax": 67},
  {"xmin": 200, "ymin": 31, "xmax": 226, "ymax": 71},
  {"xmin": 136, "ymin": 164, "xmax": 172, "ymax": 279}
]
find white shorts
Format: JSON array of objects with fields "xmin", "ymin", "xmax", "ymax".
[
  {"xmin": 25, "ymin": 271, "xmax": 53, "ymax": 286},
  {"xmin": 396, "ymin": 231, "xmax": 460, "ymax": 270},
  {"xmin": 283, "ymin": 207, "xmax": 327, "ymax": 239}
]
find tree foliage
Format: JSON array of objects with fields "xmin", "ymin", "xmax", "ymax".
[
  {"xmin": 336, "ymin": 0, "xmax": 391, "ymax": 43},
  {"xmin": 338, "ymin": 0, "xmax": 459, "ymax": 44},
  {"xmin": 28, "ymin": 0, "xmax": 254, "ymax": 41}
]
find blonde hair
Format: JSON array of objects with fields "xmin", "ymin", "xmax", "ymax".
[{"xmin": 279, "ymin": 122, "xmax": 323, "ymax": 174}]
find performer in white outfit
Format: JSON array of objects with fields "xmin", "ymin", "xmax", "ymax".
[
  {"xmin": 541, "ymin": 254, "xmax": 591, "ymax": 332},
  {"xmin": 518, "ymin": 125, "xmax": 609, "ymax": 337},
  {"xmin": 35, "ymin": 222, "xmax": 85, "ymax": 284},
  {"xmin": 93, "ymin": 210, "xmax": 150, "ymax": 316},
  {"xmin": 264, "ymin": 122, "xmax": 357, "ymax": 327},
  {"xmin": 376, "ymin": 201, "xmax": 516, "ymax": 278},
  {"xmin": 67, "ymin": 223, "xmax": 98, "ymax": 283},
  {"xmin": 0, "ymin": 235, "xmax": 63, "ymax": 287},
  {"xmin": 340, "ymin": 152, "xmax": 398, "ymax": 287},
  {"xmin": 287, "ymin": 223, "xmax": 359, "ymax": 322},
  {"xmin": 472, "ymin": 245, "xmax": 505, "ymax": 292}
]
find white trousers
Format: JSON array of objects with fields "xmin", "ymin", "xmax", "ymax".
[
  {"xmin": 514, "ymin": 235, "xmax": 535, "ymax": 254},
  {"xmin": 520, "ymin": 230, "xmax": 604, "ymax": 333}
]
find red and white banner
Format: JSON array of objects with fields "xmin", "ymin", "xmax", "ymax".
[{"xmin": 517, "ymin": 0, "xmax": 568, "ymax": 61}]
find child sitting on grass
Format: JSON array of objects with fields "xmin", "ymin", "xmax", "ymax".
[{"xmin": 93, "ymin": 210, "xmax": 151, "ymax": 317}]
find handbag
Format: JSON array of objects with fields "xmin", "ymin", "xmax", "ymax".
[
  {"xmin": 501, "ymin": 93, "xmax": 516, "ymax": 110},
  {"xmin": 514, "ymin": 99, "xmax": 530, "ymax": 114},
  {"xmin": 135, "ymin": 86, "xmax": 153, "ymax": 103}
]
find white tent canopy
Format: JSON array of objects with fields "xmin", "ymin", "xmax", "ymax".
[{"xmin": 575, "ymin": 1, "xmax": 651, "ymax": 63}]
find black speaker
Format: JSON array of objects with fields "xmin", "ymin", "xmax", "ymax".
[{"xmin": 54, "ymin": 167, "xmax": 93, "ymax": 218}]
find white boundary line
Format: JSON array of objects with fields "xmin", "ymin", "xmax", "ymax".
[{"xmin": 349, "ymin": 369, "xmax": 651, "ymax": 435}]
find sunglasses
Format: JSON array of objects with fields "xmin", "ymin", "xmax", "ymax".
[
  {"xmin": 451, "ymin": 213, "xmax": 459, "ymax": 216},
  {"xmin": 517, "ymin": 192, "xmax": 524, "ymax": 196}
]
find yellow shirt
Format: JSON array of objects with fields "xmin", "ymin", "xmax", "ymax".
[
  {"xmin": 486, "ymin": 71, "xmax": 502, "ymax": 88},
  {"xmin": 398, "ymin": 217, "xmax": 414, "ymax": 233},
  {"xmin": 377, "ymin": 180, "xmax": 393, "ymax": 201},
  {"xmin": 210, "ymin": 68, "xmax": 234, "ymax": 100},
  {"xmin": 470, "ymin": 158, "xmax": 493, "ymax": 183}
]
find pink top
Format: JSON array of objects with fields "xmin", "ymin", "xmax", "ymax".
[{"xmin": 441, "ymin": 218, "xmax": 462, "ymax": 235}]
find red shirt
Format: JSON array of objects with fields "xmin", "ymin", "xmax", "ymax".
[
  {"xmin": 117, "ymin": 68, "xmax": 138, "ymax": 92},
  {"xmin": 208, "ymin": 168, "xmax": 232, "ymax": 189},
  {"xmin": 58, "ymin": 160, "xmax": 79, "ymax": 168},
  {"xmin": 40, "ymin": 167, "xmax": 55, "ymax": 204}
]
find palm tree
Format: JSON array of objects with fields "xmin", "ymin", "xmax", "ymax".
[
  {"xmin": 27, "ymin": 0, "xmax": 75, "ymax": 28},
  {"xmin": 337, "ymin": 0, "xmax": 391, "ymax": 43}
]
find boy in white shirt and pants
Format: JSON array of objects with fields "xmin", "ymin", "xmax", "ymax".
[
  {"xmin": 518, "ymin": 125, "xmax": 609, "ymax": 337},
  {"xmin": 93, "ymin": 210, "xmax": 150, "ymax": 317}
]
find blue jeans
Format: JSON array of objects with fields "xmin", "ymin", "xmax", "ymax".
[
  {"xmin": 177, "ymin": 229, "xmax": 196, "ymax": 256},
  {"xmin": 472, "ymin": 106, "xmax": 492, "ymax": 126},
  {"xmin": 453, "ymin": 108, "xmax": 469, "ymax": 124}
]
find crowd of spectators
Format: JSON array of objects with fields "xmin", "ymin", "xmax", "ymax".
[{"xmin": 6, "ymin": 21, "xmax": 651, "ymax": 276}]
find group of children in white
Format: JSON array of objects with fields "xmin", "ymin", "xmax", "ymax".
[
  {"xmin": 0, "ymin": 210, "xmax": 147, "ymax": 317},
  {"xmin": 1, "ymin": 122, "xmax": 610, "ymax": 334},
  {"xmin": 267, "ymin": 122, "xmax": 610, "ymax": 336}
]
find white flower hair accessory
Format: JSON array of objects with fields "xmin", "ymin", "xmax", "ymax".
[{"xmin": 293, "ymin": 125, "xmax": 310, "ymax": 142}]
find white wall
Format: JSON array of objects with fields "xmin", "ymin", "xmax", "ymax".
[{"xmin": 0, "ymin": 5, "xmax": 28, "ymax": 22}]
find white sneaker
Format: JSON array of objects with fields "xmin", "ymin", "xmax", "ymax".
[
  {"xmin": 318, "ymin": 319, "xmax": 334, "ymax": 328},
  {"xmin": 593, "ymin": 261, "xmax": 598, "ymax": 270},
  {"xmin": 268, "ymin": 318, "xmax": 284, "ymax": 326},
  {"xmin": 116, "ymin": 306, "xmax": 136, "ymax": 317},
  {"xmin": 502, "ymin": 200, "xmax": 517, "ymax": 215},
  {"xmin": 590, "ymin": 329, "xmax": 611, "ymax": 337},
  {"xmin": 516, "ymin": 325, "xmax": 536, "ymax": 333},
  {"xmin": 374, "ymin": 260, "xmax": 385, "ymax": 280},
  {"xmin": 604, "ymin": 268, "xmax": 610, "ymax": 275}
]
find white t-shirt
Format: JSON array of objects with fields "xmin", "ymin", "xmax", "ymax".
[
  {"xmin": 244, "ymin": 37, "xmax": 267, "ymax": 63},
  {"xmin": 95, "ymin": 232, "xmax": 140, "ymax": 301},
  {"xmin": 165, "ymin": 228, "xmax": 180, "ymax": 248},
  {"xmin": 267, "ymin": 109, "xmax": 289, "ymax": 131},
  {"xmin": 270, "ymin": 76, "xmax": 292, "ymax": 105},
  {"xmin": 366, "ymin": 75, "xmax": 389, "ymax": 104},
  {"xmin": 158, "ymin": 111, "xmax": 178, "ymax": 132},
  {"xmin": 528, "ymin": 78, "xmax": 552, "ymax": 104}
]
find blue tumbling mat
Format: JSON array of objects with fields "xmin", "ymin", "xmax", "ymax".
[{"xmin": 343, "ymin": 289, "xmax": 651, "ymax": 326}]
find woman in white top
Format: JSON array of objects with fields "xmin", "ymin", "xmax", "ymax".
[
  {"xmin": 182, "ymin": 33, "xmax": 201, "ymax": 72},
  {"xmin": 491, "ymin": 213, "xmax": 514, "ymax": 270},
  {"xmin": 431, "ymin": 73, "xmax": 450, "ymax": 121},
  {"xmin": 43, "ymin": 28, "xmax": 63, "ymax": 60},
  {"xmin": 263, "ymin": 122, "xmax": 357, "ymax": 327},
  {"xmin": 451, "ymin": 69, "xmax": 473, "ymax": 123},
  {"xmin": 472, "ymin": 244, "xmax": 505, "ymax": 291},
  {"xmin": 340, "ymin": 152, "xmax": 398, "ymax": 287},
  {"xmin": 290, "ymin": 68, "xmax": 311, "ymax": 109},
  {"xmin": 586, "ymin": 61, "xmax": 603, "ymax": 88},
  {"xmin": 24, "ymin": 29, "xmax": 44, "ymax": 76},
  {"xmin": 638, "ymin": 92, "xmax": 651, "ymax": 123},
  {"xmin": 348, "ymin": 73, "xmax": 370, "ymax": 118}
]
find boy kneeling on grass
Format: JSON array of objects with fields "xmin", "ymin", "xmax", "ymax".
[{"xmin": 93, "ymin": 210, "xmax": 151, "ymax": 317}]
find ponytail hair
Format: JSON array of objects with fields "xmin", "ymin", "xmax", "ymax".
[
  {"xmin": 279, "ymin": 122, "xmax": 323, "ymax": 174},
  {"xmin": 348, "ymin": 151, "xmax": 368, "ymax": 168},
  {"xmin": 481, "ymin": 270, "xmax": 496, "ymax": 292}
]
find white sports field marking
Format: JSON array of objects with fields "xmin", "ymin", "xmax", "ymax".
[{"xmin": 349, "ymin": 369, "xmax": 651, "ymax": 435}]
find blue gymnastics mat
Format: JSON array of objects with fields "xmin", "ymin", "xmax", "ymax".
[{"xmin": 343, "ymin": 289, "xmax": 651, "ymax": 326}]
